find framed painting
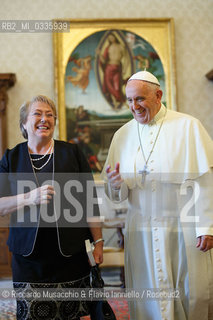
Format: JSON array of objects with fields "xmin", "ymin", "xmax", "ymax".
[{"xmin": 53, "ymin": 18, "xmax": 176, "ymax": 175}]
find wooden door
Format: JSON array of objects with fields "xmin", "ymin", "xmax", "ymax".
[
  {"xmin": 0, "ymin": 215, "xmax": 12, "ymax": 277},
  {"xmin": 0, "ymin": 73, "xmax": 16, "ymax": 278}
]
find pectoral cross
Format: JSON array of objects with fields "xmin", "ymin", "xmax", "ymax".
[{"xmin": 139, "ymin": 165, "xmax": 149, "ymax": 186}]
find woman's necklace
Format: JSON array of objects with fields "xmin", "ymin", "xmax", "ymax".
[
  {"xmin": 27, "ymin": 143, "xmax": 72, "ymax": 258},
  {"xmin": 29, "ymin": 141, "xmax": 54, "ymax": 171},
  {"xmin": 23, "ymin": 145, "xmax": 55, "ymax": 257},
  {"xmin": 137, "ymin": 108, "xmax": 167, "ymax": 186},
  {"xmin": 30, "ymin": 142, "xmax": 53, "ymax": 161}
]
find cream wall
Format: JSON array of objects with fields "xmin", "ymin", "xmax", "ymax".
[{"xmin": 0, "ymin": 0, "xmax": 213, "ymax": 148}]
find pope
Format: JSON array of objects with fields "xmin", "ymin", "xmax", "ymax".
[{"xmin": 101, "ymin": 71, "xmax": 213, "ymax": 320}]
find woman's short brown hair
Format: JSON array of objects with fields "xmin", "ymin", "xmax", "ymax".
[{"xmin": 19, "ymin": 95, "xmax": 57, "ymax": 139}]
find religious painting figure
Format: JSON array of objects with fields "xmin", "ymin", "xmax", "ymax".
[
  {"xmin": 96, "ymin": 31, "xmax": 133, "ymax": 110},
  {"xmin": 134, "ymin": 54, "xmax": 150, "ymax": 70},
  {"xmin": 66, "ymin": 55, "xmax": 92, "ymax": 93},
  {"xmin": 68, "ymin": 105, "xmax": 102, "ymax": 172}
]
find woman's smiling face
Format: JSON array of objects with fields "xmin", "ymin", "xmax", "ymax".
[{"xmin": 23, "ymin": 102, "xmax": 56, "ymax": 142}]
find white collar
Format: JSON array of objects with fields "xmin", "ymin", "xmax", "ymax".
[{"xmin": 148, "ymin": 104, "xmax": 166, "ymax": 126}]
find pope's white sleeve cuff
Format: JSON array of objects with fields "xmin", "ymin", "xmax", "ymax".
[
  {"xmin": 196, "ymin": 227, "xmax": 213, "ymax": 238},
  {"xmin": 194, "ymin": 172, "xmax": 213, "ymax": 238}
]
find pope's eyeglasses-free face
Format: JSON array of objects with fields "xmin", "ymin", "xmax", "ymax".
[{"xmin": 126, "ymin": 80, "xmax": 162, "ymax": 124}]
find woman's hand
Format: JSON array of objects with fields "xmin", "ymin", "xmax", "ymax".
[
  {"xmin": 0, "ymin": 185, "xmax": 55, "ymax": 217},
  {"xmin": 93, "ymin": 242, "xmax": 103, "ymax": 265},
  {"xmin": 25, "ymin": 185, "xmax": 55, "ymax": 205}
]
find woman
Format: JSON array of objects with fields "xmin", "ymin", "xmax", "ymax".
[{"xmin": 0, "ymin": 95, "xmax": 103, "ymax": 319}]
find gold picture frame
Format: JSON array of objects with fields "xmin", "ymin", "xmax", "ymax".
[{"xmin": 53, "ymin": 18, "xmax": 176, "ymax": 174}]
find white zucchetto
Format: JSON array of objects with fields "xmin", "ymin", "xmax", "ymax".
[{"xmin": 128, "ymin": 71, "xmax": 160, "ymax": 86}]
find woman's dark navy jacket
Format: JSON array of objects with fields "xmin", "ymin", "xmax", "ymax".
[{"xmin": 0, "ymin": 140, "xmax": 96, "ymax": 256}]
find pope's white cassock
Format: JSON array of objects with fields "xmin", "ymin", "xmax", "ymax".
[{"xmin": 101, "ymin": 104, "xmax": 213, "ymax": 320}]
